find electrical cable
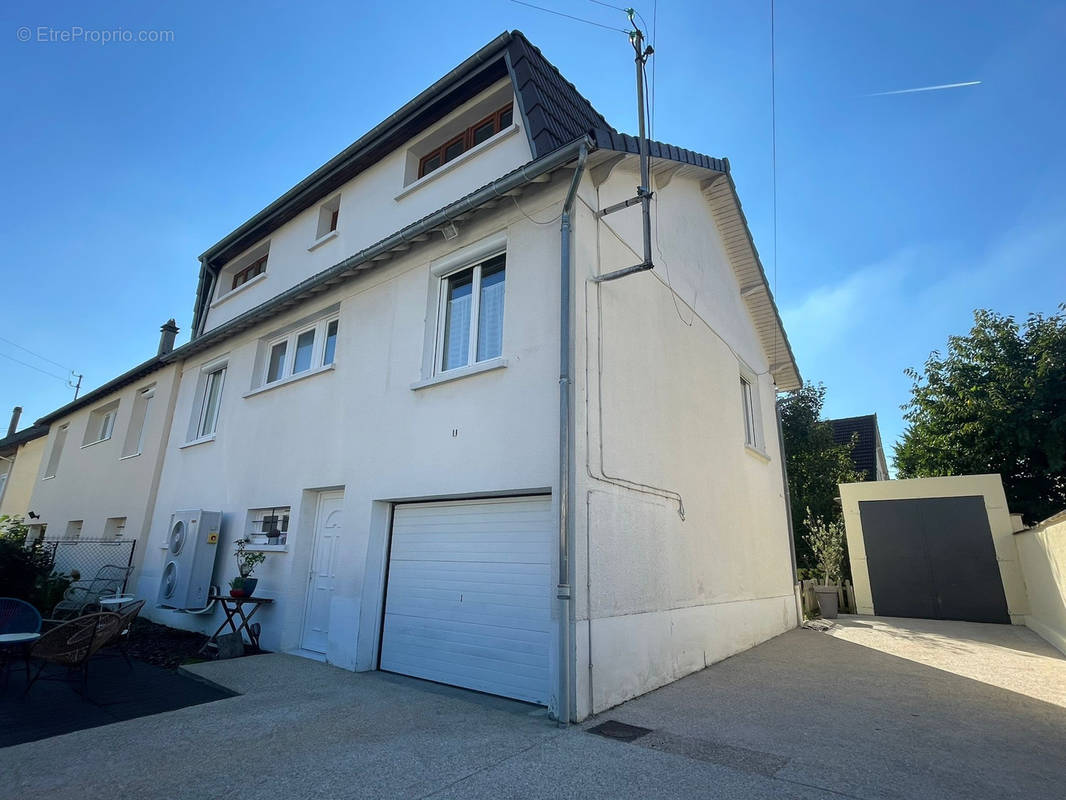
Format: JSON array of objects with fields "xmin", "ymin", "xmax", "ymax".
[
  {"xmin": 0, "ymin": 351, "xmax": 69, "ymax": 383},
  {"xmin": 511, "ymin": 195, "xmax": 563, "ymax": 225},
  {"xmin": 511, "ymin": 0, "xmax": 630, "ymax": 34},
  {"xmin": 0, "ymin": 334, "xmax": 73, "ymax": 372}
]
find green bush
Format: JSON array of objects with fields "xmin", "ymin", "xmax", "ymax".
[{"xmin": 0, "ymin": 514, "xmax": 68, "ymax": 614}]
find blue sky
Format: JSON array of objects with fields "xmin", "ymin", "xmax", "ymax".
[{"xmin": 1, "ymin": 1, "xmax": 1063, "ymax": 462}]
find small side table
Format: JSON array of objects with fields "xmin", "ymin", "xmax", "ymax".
[
  {"xmin": 99, "ymin": 595, "xmax": 137, "ymax": 611},
  {"xmin": 202, "ymin": 595, "xmax": 274, "ymax": 654},
  {"xmin": 0, "ymin": 631, "xmax": 41, "ymax": 689}
]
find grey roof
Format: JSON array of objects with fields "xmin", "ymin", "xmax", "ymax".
[
  {"xmin": 830, "ymin": 415, "xmax": 884, "ymax": 481},
  {"xmin": 0, "ymin": 423, "xmax": 49, "ymax": 455}
]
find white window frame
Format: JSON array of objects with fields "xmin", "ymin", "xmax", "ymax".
[
  {"xmin": 259, "ymin": 315, "xmax": 339, "ymax": 389},
  {"xmin": 83, "ymin": 401, "xmax": 119, "ymax": 448},
  {"xmin": 434, "ymin": 253, "xmax": 506, "ymax": 375},
  {"xmin": 187, "ymin": 359, "xmax": 228, "ymax": 443},
  {"xmin": 121, "ymin": 384, "xmax": 156, "ymax": 458},
  {"xmin": 739, "ymin": 366, "xmax": 766, "ymax": 455},
  {"xmin": 44, "ymin": 423, "xmax": 68, "ymax": 479}
]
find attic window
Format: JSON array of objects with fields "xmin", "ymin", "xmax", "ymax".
[
  {"xmin": 232, "ymin": 254, "xmax": 267, "ymax": 290},
  {"xmin": 316, "ymin": 195, "xmax": 341, "ymax": 240},
  {"xmin": 418, "ymin": 103, "xmax": 514, "ymax": 179}
]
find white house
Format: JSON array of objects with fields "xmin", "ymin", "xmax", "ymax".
[{"xmin": 33, "ymin": 31, "xmax": 802, "ymax": 723}]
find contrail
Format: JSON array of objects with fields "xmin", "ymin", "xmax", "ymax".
[{"xmin": 867, "ymin": 80, "xmax": 982, "ymax": 97}]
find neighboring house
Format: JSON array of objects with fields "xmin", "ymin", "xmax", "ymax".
[
  {"xmin": 30, "ymin": 31, "xmax": 802, "ymax": 723},
  {"xmin": 0, "ymin": 408, "xmax": 48, "ymax": 518},
  {"xmin": 830, "ymin": 414, "xmax": 889, "ymax": 481},
  {"xmin": 26, "ymin": 321, "xmax": 183, "ymax": 587}
]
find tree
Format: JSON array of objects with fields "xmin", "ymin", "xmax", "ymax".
[
  {"xmin": 778, "ymin": 383, "xmax": 864, "ymax": 573},
  {"xmin": 895, "ymin": 307, "xmax": 1066, "ymax": 524}
]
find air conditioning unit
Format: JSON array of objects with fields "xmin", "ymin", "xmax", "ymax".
[{"xmin": 157, "ymin": 509, "xmax": 222, "ymax": 610}]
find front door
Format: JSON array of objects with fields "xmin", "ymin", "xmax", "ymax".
[{"xmin": 301, "ymin": 491, "xmax": 344, "ymax": 653}]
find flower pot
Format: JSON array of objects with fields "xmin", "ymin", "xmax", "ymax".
[
  {"xmin": 241, "ymin": 578, "xmax": 258, "ymax": 597},
  {"xmin": 229, "ymin": 588, "xmax": 245, "ymax": 598},
  {"xmin": 814, "ymin": 586, "xmax": 839, "ymax": 619}
]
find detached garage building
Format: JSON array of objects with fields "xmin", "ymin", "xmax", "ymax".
[{"xmin": 839, "ymin": 475, "xmax": 1030, "ymax": 624}]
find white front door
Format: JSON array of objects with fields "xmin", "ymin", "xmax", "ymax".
[{"xmin": 301, "ymin": 490, "xmax": 344, "ymax": 653}]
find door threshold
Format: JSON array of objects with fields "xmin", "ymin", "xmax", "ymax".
[{"xmin": 287, "ymin": 648, "xmax": 327, "ymax": 663}]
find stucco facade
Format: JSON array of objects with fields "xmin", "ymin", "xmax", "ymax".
[
  {"xmin": 0, "ymin": 434, "xmax": 46, "ymax": 518},
  {"xmin": 1014, "ymin": 512, "xmax": 1066, "ymax": 655},
  {"xmin": 24, "ymin": 32, "xmax": 802, "ymax": 721}
]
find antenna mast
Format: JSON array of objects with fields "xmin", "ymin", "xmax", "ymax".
[{"xmin": 593, "ymin": 8, "xmax": 656, "ymax": 283}]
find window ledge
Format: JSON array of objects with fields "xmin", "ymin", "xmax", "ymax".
[
  {"xmin": 243, "ymin": 363, "xmax": 335, "ymax": 398},
  {"xmin": 745, "ymin": 444, "xmax": 770, "ymax": 463},
  {"xmin": 180, "ymin": 433, "xmax": 216, "ymax": 450},
  {"xmin": 308, "ymin": 229, "xmax": 338, "ymax": 252},
  {"xmin": 80, "ymin": 437, "xmax": 112, "ymax": 450},
  {"xmin": 395, "ymin": 123, "xmax": 521, "ymax": 201},
  {"xmin": 211, "ymin": 272, "xmax": 267, "ymax": 308},
  {"xmin": 410, "ymin": 357, "xmax": 507, "ymax": 391},
  {"xmin": 241, "ymin": 544, "xmax": 288, "ymax": 553},
  {"xmin": 119, "ymin": 452, "xmax": 142, "ymax": 461}
]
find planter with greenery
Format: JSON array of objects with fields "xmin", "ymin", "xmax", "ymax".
[
  {"xmin": 231, "ymin": 539, "xmax": 267, "ymax": 597},
  {"xmin": 803, "ymin": 508, "xmax": 846, "ymax": 619}
]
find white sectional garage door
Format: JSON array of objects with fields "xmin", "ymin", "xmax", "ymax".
[{"xmin": 379, "ymin": 496, "xmax": 553, "ymax": 704}]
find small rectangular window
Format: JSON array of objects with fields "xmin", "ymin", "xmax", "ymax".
[
  {"xmin": 438, "ymin": 254, "xmax": 505, "ymax": 373},
  {"xmin": 741, "ymin": 377, "xmax": 758, "ymax": 448},
  {"xmin": 323, "ymin": 320, "xmax": 338, "ymax": 366},
  {"xmin": 84, "ymin": 401, "xmax": 119, "ymax": 447},
  {"xmin": 122, "ymin": 385, "xmax": 155, "ymax": 458},
  {"xmin": 64, "ymin": 520, "xmax": 83, "ymax": 541},
  {"xmin": 197, "ymin": 367, "xmax": 226, "ymax": 438},
  {"xmin": 104, "ymin": 516, "xmax": 127, "ymax": 541},
  {"xmin": 246, "ymin": 506, "xmax": 291, "ymax": 546},
  {"xmin": 316, "ymin": 196, "xmax": 342, "ymax": 240},
  {"xmin": 232, "ymin": 254, "xmax": 267, "ymax": 290},
  {"xmin": 293, "ymin": 329, "xmax": 315, "ymax": 374},
  {"xmin": 44, "ymin": 424, "xmax": 68, "ymax": 478},
  {"xmin": 266, "ymin": 341, "xmax": 288, "ymax": 383},
  {"xmin": 418, "ymin": 102, "xmax": 514, "ymax": 179},
  {"xmin": 256, "ymin": 316, "xmax": 338, "ymax": 388}
]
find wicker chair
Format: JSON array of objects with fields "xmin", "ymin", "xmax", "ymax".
[
  {"xmin": 24, "ymin": 612, "xmax": 123, "ymax": 696},
  {"xmin": 51, "ymin": 565, "xmax": 133, "ymax": 620},
  {"xmin": 0, "ymin": 597, "xmax": 41, "ymax": 635}
]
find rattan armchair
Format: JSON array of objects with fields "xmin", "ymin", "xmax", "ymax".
[
  {"xmin": 51, "ymin": 565, "xmax": 133, "ymax": 620},
  {"xmin": 24, "ymin": 612, "xmax": 123, "ymax": 696},
  {"xmin": 103, "ymin": 599, "xmax": 145, "ymax": 666}
]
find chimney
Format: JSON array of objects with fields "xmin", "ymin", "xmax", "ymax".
[
  {"xmin": 7, "ymin": 406, "xmax": 22, "ymax": 438},
  {"xmin": 158, "ymin": 319, "xmax": 179, "ymax": 356}
]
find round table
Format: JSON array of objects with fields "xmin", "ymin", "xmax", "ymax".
[
  {"xmin": 0, "ymin": 632, "xmax": 41, "ymax": 688},
  {"xmin": 99, "ymin": 595, "xmax": 137, "ymax": 610}
]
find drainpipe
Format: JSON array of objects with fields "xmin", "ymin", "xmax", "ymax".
[
  {"xmin": 776, "ymin": 399, "xmax": 802, "ymax": 624},
  {"xmin": 558, "ymin": 143, "xmax": 588, "ymax": 727}
]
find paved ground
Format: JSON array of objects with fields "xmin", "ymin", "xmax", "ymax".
[
  {"xmin": 2, "ymin": 617, "xmax": 1064, "ymax": 799},
  {"xmin": 825, "ymin": 614, "xmax": 1066, "ymax": 708},
  {"xmin": 0, "ymin": 657, "xmax": 235, "ymax": 747}
]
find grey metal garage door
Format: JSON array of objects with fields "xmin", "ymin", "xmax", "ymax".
[{"xmin": 858, "ymin": 496, "xmax": 1010, "ymax": 623}]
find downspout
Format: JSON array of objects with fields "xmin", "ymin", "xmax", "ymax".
[
  {"xmin": 558, "ymin": 142, "xmax": 588, "ymax": 727},
  {"xmin": 775, "ymin": 398, "xmax": 802, "ymax": 624}
]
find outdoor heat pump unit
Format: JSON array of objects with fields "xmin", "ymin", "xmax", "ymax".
[{"xmin": 157, "ymin": 509, "xmax": 222, "ymax": 610}]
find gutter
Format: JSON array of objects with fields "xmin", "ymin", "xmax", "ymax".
[
  {"xmin": 557, "ymin": 143, "xmax": 588, "ymax": 726},
  {"xmin": 32, "ymin": 137, "xmax": 595, "ymax": 429}
]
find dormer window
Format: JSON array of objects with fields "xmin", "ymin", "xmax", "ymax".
[
  {"xmin": 232, "ymin": 254, "xmax": 267, "ymax": 290},
  {"xmin": 418, "ymin": 103, "xmax": 514, "ymax": 179}
]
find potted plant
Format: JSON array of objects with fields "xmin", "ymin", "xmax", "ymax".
[
  {"xmin": 803, "ymin": 508, "xmax": 846, "ymax": 619},
  {"xmin": 233, "ymin": 539, "xmax": 267, "ymax": 598}
]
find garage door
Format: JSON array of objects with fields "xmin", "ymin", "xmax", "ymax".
[
  {"xmin": 379, "ymin": 496, "xmax": 553, "ymax": 704},
  {"xmin": 859, "ymin": 496, "xmax": 1010, "ymax": 623}
]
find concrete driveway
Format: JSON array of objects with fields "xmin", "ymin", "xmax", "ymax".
[{"xmin": 3, "ymin": 617, "xmax": 1064, "ymax": 799}]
